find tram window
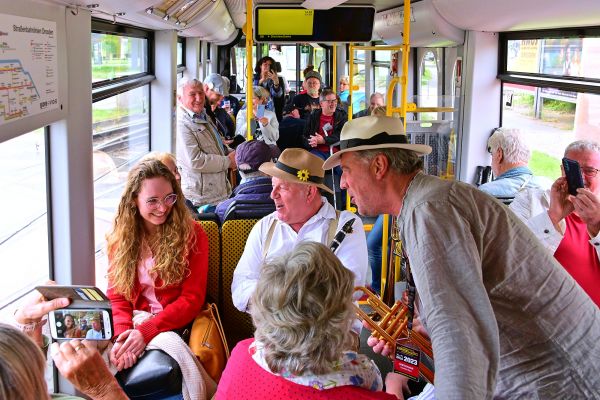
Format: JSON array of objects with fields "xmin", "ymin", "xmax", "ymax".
[
  {"xmin": 92, "ymin": 85, "xmax": 150, "ymax": 287},
  {"xmin": 374, "ymin": 65, "xmax": 389, "ymax": 98},
  {"xmin": 419, "ymin": 51, "xmax": 439, "ymax": 121},
  {"xmin": 500, "ymin": 31, "xmax": 600, "ymax": 183},
  {"xmin": 91, "ymin": 33, "xmax": 148, "ymax": 83},
  {"xmin": 177, "ymin": 38, "xmax": 184, "ymax": 67},
  {"xmin": 0, "ymin": 128, "xmax": 49, "ymax": 307},
  {"xmin": 501, "ymin": 84, "xmax": 600, "ymax": 182},
  {"xmin": 231, "ymin": 42, "xmax": 256, "ymax": 93}
]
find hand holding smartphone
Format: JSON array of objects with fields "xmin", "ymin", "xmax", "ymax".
[
  {"xmin": 36, "ymin": 285, "xmax": 113, "ymax": 340},
  {"xmin": 562, "ymin": 157, "xmax": 585, "ymax": 196},
  {"xmin": 256, "ymin": 104, "xmax": 265, "ymax": 118}
]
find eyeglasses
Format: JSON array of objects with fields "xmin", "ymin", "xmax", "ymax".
[
  {"xmin": 145, "ymin": 193, "xmax": 177, "ymax": 209},
  {"xmin": 582, "ymin": 166, "xmax": 600, "ymax": 177},
  {"xmin": 322, "ymin": 99, "xmax": 337, "ymax": 104}
]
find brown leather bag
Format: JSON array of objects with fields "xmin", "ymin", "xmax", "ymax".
[{"xmin": 188, "ymin": 303, "xmax": 230, "ymax": 383}]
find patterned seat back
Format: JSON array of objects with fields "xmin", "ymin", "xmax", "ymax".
[
  {"xmin": 197, "ymin": 220, "xmax": 221, "ymax": 305},
  {"xmin": 220, "ymin": 219, "xmax": 259, "ymax": 349}
]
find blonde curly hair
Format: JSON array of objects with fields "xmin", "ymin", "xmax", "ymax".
[
  {"xmin": 251, "ymin": 242, "xmax": 355, "ymax": 375},
  {"xmin": 106, "ymin": 158, "xmax": 195, "ymax": 301}
]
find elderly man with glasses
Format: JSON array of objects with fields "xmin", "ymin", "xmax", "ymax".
[
  {"xmin": 511, "ymin": 139, "xmax": 600, "ymax": 306},
  {"xmin": 304, "ymin": 88, "xmax": 348, "ymax": 162}
]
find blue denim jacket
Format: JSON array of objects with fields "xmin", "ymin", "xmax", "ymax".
[{"xmin": 478, "ymin": 166, "xmax": 547, "ymax": 198}]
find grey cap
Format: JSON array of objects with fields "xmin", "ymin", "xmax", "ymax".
[
  {"xmin": 203, "ymin": 73, "xmax": 225, "ymax": 95},
  {"xmin": 304, "ymin": 70, "xmax": 322, "ymax": 82}
]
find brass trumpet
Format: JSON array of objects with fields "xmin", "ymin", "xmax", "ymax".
[{"xmin": 354, "ymin": 286, "xmax": 434, "ymax": 383}]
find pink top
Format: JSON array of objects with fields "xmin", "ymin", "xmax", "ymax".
[
  {"xmin": 216, "ymin": 339, "xmax": 397, "ymax": 400},
  {"xmin": 137, "ymin": 244, "xmax": 163, "ymax": 314}
]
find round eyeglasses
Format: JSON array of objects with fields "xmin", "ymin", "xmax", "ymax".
[{"xmin": 145, "ymin": 193, "xmax": 177, "ymax": 210}]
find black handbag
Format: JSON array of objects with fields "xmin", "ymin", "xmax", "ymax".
[{"xmin": 115, "ymin": 349, "xmax": 182, "ymax": 399}]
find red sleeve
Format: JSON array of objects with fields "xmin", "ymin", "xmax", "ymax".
[
  {"xmin": 107, "ymin": 264, "xmax": 135, "ymax": 339},
  {"xmin": 137, "ymin": 223, "xmax": 209, "ymax": 343}
]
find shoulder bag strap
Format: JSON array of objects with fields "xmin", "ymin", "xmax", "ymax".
[{"xmin": 262, "ymin": 218, "xmax": 278, "ymax": 259}]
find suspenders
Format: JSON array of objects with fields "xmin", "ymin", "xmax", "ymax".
[{"xmin": 262, "ymin": 211, "xmax": 341, "ymax": 259}]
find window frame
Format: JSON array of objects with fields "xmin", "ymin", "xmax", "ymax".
[
  {"xmin": 498, "ymin": 27, "xmax": 600, "ymax": 95},
  {"xmin": 91, "ymin": 18, "xmax": 155, "ymax": 101}
]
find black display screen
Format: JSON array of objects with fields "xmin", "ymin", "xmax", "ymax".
[{"xmin": 254, "ymin": 6, "xmax": 375, "ymax": 43}]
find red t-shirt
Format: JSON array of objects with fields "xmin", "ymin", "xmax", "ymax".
[
  {"xmin": 316, "ymin": 113, "xmax": 335, "ymax": 153},
  {"xmin": 554, "ymin": 213, "xmax": 600, "ymax": 306},
  {"xmin": 216, "ymin": 339, "xmax": 397, "ymax": 400}
]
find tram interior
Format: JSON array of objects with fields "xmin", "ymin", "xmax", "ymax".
[{"xmin": 2, "ymin": 0, "xmax": 600, "ymax": 397}]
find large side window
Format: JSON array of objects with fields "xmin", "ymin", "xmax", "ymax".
[
  {"xmin": 418, "ymin": 50, "xmax": 439, "ymax": 121},
  {"xmin": 0, "ymin": 128, "xmax": 50, "ymax": 306},
  {"xmin": 91, "ymin": 20, "xmax": 153, "ymax": 288},
  {"xmin": 499, "ymin": 30, "xmax": 600, "ymax": 182}
]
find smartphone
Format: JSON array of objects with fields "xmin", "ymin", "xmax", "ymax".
[
  {"xmin": 256, "ymin": 104, "xmax": 265, "ymax": 118},
  {"xmin": 562, "ymin": 157, "xmax": 585, "ymax": 195},
  {"xmin": 48, "ymin": 308, "xmax": 113, "ymax": 340}
]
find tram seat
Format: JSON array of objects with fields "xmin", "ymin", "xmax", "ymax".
[
  {"xmin": 220, "ymin": 219, "xmax": 259, "ymax": 349},
  {"xmin": 194, "ymin": 212, "xmax": 220, "ymax": 225},
  {"xmin": 223, "ymin": 199, "xmax": 275, "ymax": 222},
  {"xmin": 197, "ymin": 220, "xmax": 221, "ymax": 305}
]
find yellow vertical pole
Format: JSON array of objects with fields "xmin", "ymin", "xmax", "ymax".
[
  {"xmin": 332, "ymin": 44, "xmax": 337, "ymax": 93},
  {"xmin": 400, "ymin": 0, "xmax": 411, "ymax": 131},
  {"xmin": 245, "ymin": 0, "xmax": 254, "ymax": 139},
  {"xmin": 348, "ymin": 44, "xmax": 354, "ymax": 119}
]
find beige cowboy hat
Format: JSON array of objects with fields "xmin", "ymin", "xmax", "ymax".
[
  {"xmin": 259, "ymin": 148, "xmax": 334, "ymax": 194},
  {"xmin": 323, "ymin": 116, "xmax": 432, "ymax": 169}
]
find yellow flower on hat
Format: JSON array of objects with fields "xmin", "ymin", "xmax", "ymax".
[{"xmin": 297, "ymin": 169, "xmax": 310, "ymax": 182}]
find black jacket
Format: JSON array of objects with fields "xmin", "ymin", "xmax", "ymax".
[{"xmin": 303, "ymin": 108, "xmax": 348, "ymax": 148}]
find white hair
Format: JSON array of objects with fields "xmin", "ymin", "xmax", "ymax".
[
  {"xmin": 176, "ymin": 77, "xmax": 202, "ymax": 97},
  {"xmin": 564, "ymin": 140, "xmax": 600, "ymax": 156},
  {"xmin": 487, "ymin": 128, "xmax": 530, "ymax": 164}
]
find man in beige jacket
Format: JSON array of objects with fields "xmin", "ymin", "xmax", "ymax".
[{"xmin": 176, "ymin": 78, "xmax": 236, "ymax": 210}]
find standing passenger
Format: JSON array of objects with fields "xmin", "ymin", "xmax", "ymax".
[
  {"xmin": 106, "ymin": 159, "xmax": 208, "ymax": 371},
  {"xmin": 292, "ymin": 70, "xmax": 323, "ymax": 120},
  {"xmin": 176, "ymin": 78, "xmax": 236, "ymax": 211},
  {"xmin": 324, "ymin": 116, "xmax": 600, "ymax": 399}
]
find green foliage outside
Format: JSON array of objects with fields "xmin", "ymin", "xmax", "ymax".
[
  {"xmin": 93, "ymin": 105, "xmax": 145, "ymax": 124},
  {"xmin": 513, "ymin": 93, "xmax": 534, "ymax": 107},
  {"xmin": 529, "ymin": 150, "xmax": 561, "ymax": 180},
  {"xmin": 542, "ymin": 98, "xmax": 576, "ymax": 113},
  {"xmin": 92, "ymin": 63, "xmax": 134, "ymax": 80}
]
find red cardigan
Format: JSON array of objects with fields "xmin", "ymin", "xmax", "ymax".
[
  {"xmin": 107, "ymin": 222, "xmax": 209, "ymax": 344},
  {"xmin": 216, "ymin": 339, "xmax": 397, "ymax": 400}
]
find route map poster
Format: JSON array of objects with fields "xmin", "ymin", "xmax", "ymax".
[{"xmin": 0, "ymin": 14, "xmax": 59, "ymax": 126}]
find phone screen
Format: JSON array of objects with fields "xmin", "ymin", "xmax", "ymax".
[
  {"xmin": 48, "ymin": 309, "xmax": 112, "ymax": 340},
  {"xmin": 562, "ymin": 157, "xmax": 584, "ymax": 196},
  {"xmin": 256, "ymin": 104, "xmax": 265, "ymax": 118}
]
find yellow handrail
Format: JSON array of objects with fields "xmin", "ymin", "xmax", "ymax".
[{"xmin": 245, "ymin": 0, "xmax": 254, "ymax": 140}]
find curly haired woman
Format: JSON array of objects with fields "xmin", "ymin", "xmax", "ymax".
[{"xmin": 106, "ymin": 159, "xmax": 208, "ymax": 370}]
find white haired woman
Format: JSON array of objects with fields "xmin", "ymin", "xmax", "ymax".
[{"xmin": 216, "ymin": 241, "xmax": 403, "ymax": 399}]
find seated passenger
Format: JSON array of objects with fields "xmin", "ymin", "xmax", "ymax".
[
  {"xmin": 218, "ymin": 242, "xmax": 400, "ymax": 400},
  {"xmin": 292, "ymin": 70, "xmax": 322, "ymax": 120},
  {"xmin": 176, "ymin": 77, "xmax": 235, "ymax": 210},
  {"xmin": 143, "ymin": 151, "xmax": 201, "ymax": 220},
  {"xmin": 203, "ymin": 73, "xmax": 234, "ymax": 139},
  {"xmin": 353, "ymin": 92, "xmax": 385, "ymax": 119},
  {"xmin": 276, "ymin": 103, "xmax": 308, "ymax": 152},
  {"xmin": 221, "ymin": 76, "xmax": 241, "ymax": 117},
  {"xmin": 510, "ymin": 139, "xmax": 600, "ymax": 306},
  {"xmin": 105, "ymin": 159, "xmax": 208, "ymax": 371},
  {"xmin": 63, "ymin": 314, "xmax": 82, "ymax": 338},
  {"xmin": 479, "ymin": 128, "xmax": 549, "ymax": 200},
  {"xmin": 85, "ymin": 316, "xmax": 104, "ymax": 340},
  {"xmin": 215, "ymin": 140, "xmax": 275, "ymax": 223},
  {"xmin": 231, "ymin": 148, "xmax": 367, "ymax": 325},
  {"xmin": 305, "ymin": 88, "xmax": 348, "ymax": 162},
  {"xmin": 236, "ymin": 86, "xmax": 279, "ymax": 152}
]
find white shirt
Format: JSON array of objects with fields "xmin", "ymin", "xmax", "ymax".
[
  {"xmin": 235, "ymin": 108, "xmax": 279, "ymax": 145},
  {"xmin": 85, "ymin": 328, "xmax": 104, "ymax": 339},
  {"xmin": 510, "ymin": 187, "xmax": 600, "ymax": 258},
  {"xmin": 231, "ymin": 198, "xmax": 368, "ymax": 314}
]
